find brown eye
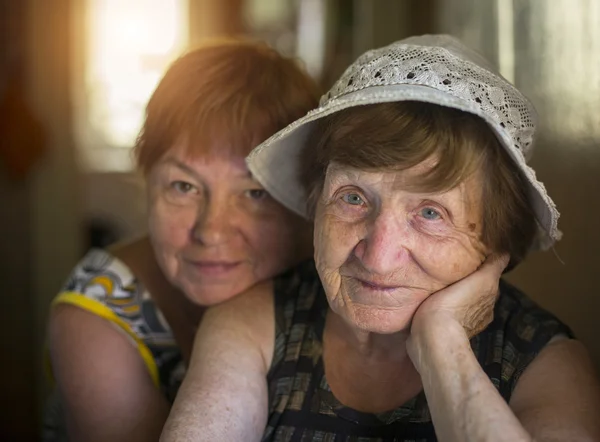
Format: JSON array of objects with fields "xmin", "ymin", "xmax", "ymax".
[{"xmin": 170, "ymin": 181, "xmax": 198, "ymax": 194}]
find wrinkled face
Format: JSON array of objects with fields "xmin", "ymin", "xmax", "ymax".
[
  {"xmin": 147, "ymin": 142, "xmax": 312, "ymax": 306},
  {"xmin": 314, "ymin": 160, "xmax": 488, "ymax": 334}
]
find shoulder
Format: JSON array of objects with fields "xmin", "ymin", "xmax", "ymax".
[
  {"xmin": 47, "ymin": 303, "xmax": 170, "ymax": 441},
  {"xmin": 204, "ymin": 277, "xmax": 275, "ymax": 324},
  {"xmin": 59, "ymin": 247, "xmax": 142, "ymax": 304},
  {"xmin": 473, "ymin": 280, "xmax": 572, "ymax": 397},
  {"xmin": 195, "ymin": 278, "xmax": 277, "ymax": 372},
  {"xmin": 198, "ymin": 260, "xmax": 322, "ymax": 371},
  {"xmin": 509, "ymin": 335, "xmax": 600, "ymax": 440},
  {"xmin": 50, "ymin": 243, "xmax": 171, "ymax": 388},
  {"xmin": 48, "ymin": 296, "xmax": 162, "ymax": 395},
  {"xmin": 494, "ymin": 280, "xmax": 572, "ymax": 343},
  {"xmin": 56, "ymin": 237, "xmax": 172, "ymax": 333},
  {"xmin": 53, "ymin": 247, "xmax": 151, "ymax": 336}
]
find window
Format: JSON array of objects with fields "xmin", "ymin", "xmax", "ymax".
[{"xmin": 76, "ymin": 0, "xmax": 188, "ymax": 170}]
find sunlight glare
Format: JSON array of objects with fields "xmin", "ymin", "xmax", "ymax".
[{"xmin": 87, "ymin": 0, "xmax": 188, "ymax": 147}]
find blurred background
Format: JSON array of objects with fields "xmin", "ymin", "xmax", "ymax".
[{"xmin": 0, "ymin": 0, "xmax": 598, "ymax": 439}]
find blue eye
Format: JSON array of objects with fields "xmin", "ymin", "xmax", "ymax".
[
  {"xmin": 342, "ymin": 193, "xmax": 365, "ymax": 206},
  {"xmin": 420, "ymin": 207, "xmax": 441, "ymax": 220},
  {"xmin": 245, "ymin": 189, "xmax": 268, "ymax": 200},
  {"xmin": 170, "ymin": 181, "xmax": 197, "ymax": 194}
]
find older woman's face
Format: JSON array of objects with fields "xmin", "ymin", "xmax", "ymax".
[
  {"xmin": 314, "ymin": 161, "xmax": 488, "ymax": 334},
  {"xmin": 147, "ymin": 142, "xmax": 312, "ymax": 306}
]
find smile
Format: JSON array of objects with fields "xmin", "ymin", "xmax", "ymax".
[
  {"xmin": 185, "ymin": 260, "xmax": 242, "ymax": 277},
  {"xmin": 355, "ymin": 278, "xmax": 400, "ymax": 292}
]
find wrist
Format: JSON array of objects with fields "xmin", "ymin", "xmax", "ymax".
[
  {"xmin": 407, "ymin": 313, "xmax": 470, "ymax": 372},
  {"xmin": 411, "ymin": 310, "xmax": 467, "ymax": 340}
]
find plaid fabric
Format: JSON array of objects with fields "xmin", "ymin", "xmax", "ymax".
[{"xmin": 264, "ymin": 261, "xmax": 572, "ymax": 442}]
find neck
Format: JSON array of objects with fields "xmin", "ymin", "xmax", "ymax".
[
  {"xmin": 323, "ymin": 308, "xmax": 423, "ymax": 413},
  {"xmin": 326, "ymin": 309, "xmax": 410, "ymax": 362}
]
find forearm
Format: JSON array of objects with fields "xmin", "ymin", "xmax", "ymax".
[
  {"xmin": 408, "ymin": 318, "xmax": 531, "ymax": 442},
  {"xmin": 161, "ymin": 363, "xmax": 268, "ymax": 442},
  {"xmin": 160, "ymin": 311, "xmax": 270, "ymax": 442},
  {"xmin": 161, "ymin": 282, "xmax": 275, "ymax": 441}
]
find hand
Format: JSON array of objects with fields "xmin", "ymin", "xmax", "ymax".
[{"xmin": 411, "ymin": 254, "xmax": 510, "ymax": 339}]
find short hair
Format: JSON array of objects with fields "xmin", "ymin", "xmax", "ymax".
[
  {"xmin": 135, "ymin": 38, "xmax": 320, "ymax": 174},
  {"xmin": 300, "ymin": 101, "xmax": 537, "ymax": 266}
]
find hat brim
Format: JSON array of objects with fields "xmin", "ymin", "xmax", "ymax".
[{"xmin": 247, "ymin": 84, "xmax": 560, "ymax": 250}]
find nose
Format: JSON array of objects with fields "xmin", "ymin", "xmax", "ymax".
[
  {"xmin": 191, "ymin": 198, "xmax": 233, "ymax": 246},
  {"xmin": 353, "ymin": 210, "xmax": 412, "ymax": 274}
]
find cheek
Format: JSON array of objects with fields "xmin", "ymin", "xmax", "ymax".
[
  {"xmin": 314, "ymin": 216, "xmax": 360, "ymax": 271},
  {"xmin": 237, "ymin": 211, "xmax": 301, "ymax": 264},
  {"xmin": 248, "ymin": 219, "xmax": 289, "ymax": 254},
  {"xmin": 414, "ymin": 235, "xmax": 485, "ymax": 284},
  {"xmin": 148, "ymin": 201, "xmax": 195, "ymax": 253}
]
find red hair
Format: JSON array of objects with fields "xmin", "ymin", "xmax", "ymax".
[{"xmin": 135, "ymin": 38, "xmax": 320, "ymax": 173}]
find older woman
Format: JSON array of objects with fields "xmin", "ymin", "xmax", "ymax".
[
  {"xmin": 162, "ymin": 35, "xmax": 600, "ymax": 441},
  {"xmin": 43, "ymin": 39, "xmax": 318, "ymax": 442}
]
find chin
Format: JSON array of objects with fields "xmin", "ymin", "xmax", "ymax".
[
  {"xmin": 344, "ymin": 304, "xmax": 416, "ymax": 335},
  {"xmin": 174, "ymin": 265, "xmax": 254, "ymax": 306},
  {"xmin": 186, "ymin": 290, "xmax": 240, "ymax": 307},
  {"xmin": 183, "ymin": 286, "xmax": 241, "ymax": 306}
]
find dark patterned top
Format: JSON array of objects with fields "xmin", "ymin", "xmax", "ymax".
[{"xmin": 264, "ymin": 261, "xmax": 572, "ymax": 442}]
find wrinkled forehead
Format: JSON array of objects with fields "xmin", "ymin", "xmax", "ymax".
[{"xmin": 325, "ymin": 158, "xmax": 439, "ymax": 184}]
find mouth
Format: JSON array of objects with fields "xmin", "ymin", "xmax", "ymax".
[
  {"xmin": 185, "ymin": 260, "xmax": 242, "ymax": 277},
  {"xmin": 354, "ymin": 278, "xmax": 401, "ymax": 292}
]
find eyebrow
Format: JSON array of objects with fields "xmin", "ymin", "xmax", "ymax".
[{"xmin": 161, "ymin": 159, "xmax": 199, "ymax": 178}]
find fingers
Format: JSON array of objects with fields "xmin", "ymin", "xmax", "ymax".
[{"xmin": 479, "ymin": 253, "xmax": 510, "ymax": 278}]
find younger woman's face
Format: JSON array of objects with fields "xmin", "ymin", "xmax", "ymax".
[{"xmin": 147, "ymin": 141, "xmax": 313, "ymax": 306}]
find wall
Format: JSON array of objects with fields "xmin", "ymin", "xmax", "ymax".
[
  {"xmin": 506, "ymin": 0, "xmax": 600, "ymax": 368},
  {"xmin": 0, "ymin": 0, "xmax": 82, "ymax": 438},
  {"xmin": 27, "ymin": 0, "xmax": 83, "ymax": 426},
  {"xmin": 436, "ymin": 0, "xmax": 600, "ymax": 369},
  {"xmin": 83, "ymin": 172, "xmax": 147, "ymax": 242},
  {"xmin": 352, "ymin": 0, "xmax": 600, "ymax": 370},
  {"xmin": 0, "ymin": 0, "xmax": 35, "ymax": 438},
  {"xmin": 0, "ymin": 171, "xmax": 36, "ymax": 439}
]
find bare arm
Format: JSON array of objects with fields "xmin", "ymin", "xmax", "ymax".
[
  {"xmin": 409, "ymin": 323, "xmax": 600, "ymax": 442},
  {"xmin": 160, "ymin": 280, "xmax": 275, "ymax": 442},
  {"xmin": 48, "ymin": 305, "xmax": 170, "ymax": 442},
  {"xmin": 408, "ymin": 317, "xmax": 532, "ymax": 442},
  {"xmin": 407, "ymin": 256, "xmax": 600, "ymax": 442},
  {"xmin": 509, "ymin": 337, "xmax": 600, "ymax": 441}
]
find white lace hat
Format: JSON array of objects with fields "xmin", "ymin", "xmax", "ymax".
[{"xmin": 247, "ymin": 34, "xmax": 560, "ymax": 250}]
